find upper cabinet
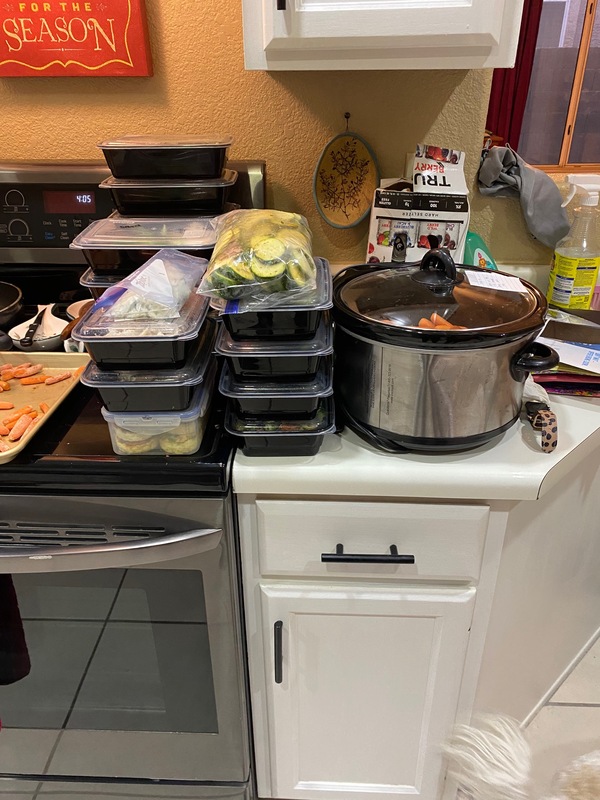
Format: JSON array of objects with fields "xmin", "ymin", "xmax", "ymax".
[{"xmin": 242, "ymin": 0, "xmax": 525, "ymax": 70}]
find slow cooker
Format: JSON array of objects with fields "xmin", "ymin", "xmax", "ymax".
[{"xmin": 333, "ymin": 249, "xmax": 559, "ymax": 452}]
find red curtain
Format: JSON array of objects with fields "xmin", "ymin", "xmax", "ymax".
[{"xmin": 486, "ymin": 0, "xmax": 545, "ymax": 149}]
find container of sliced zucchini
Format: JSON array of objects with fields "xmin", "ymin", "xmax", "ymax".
[
  {"xmin": 214, "ymin": 257, "xmax": 333, "ymax": 341},
  {"xmin": 224, "ymin": 397, "xmax": 336, "ymax": 457},
  {"xmin": 199, "ymin": 209, "xmax": 318, "ymax": 306},
  {"xmin": 215, "ymin": 318, "xmax": 333, "ymax": 381}
]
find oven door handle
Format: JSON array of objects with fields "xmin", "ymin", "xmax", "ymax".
[{"xmin": 0, "ymin": 528, "xmax": 223, "ymax": 573}]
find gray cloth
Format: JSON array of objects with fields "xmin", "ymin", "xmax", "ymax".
[{"xmin": 478, "ymin": 146, "xmax": 570, "ymax": 249}]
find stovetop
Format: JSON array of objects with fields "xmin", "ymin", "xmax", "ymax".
[{"xmin": 1, "ymin": 383, "xmax": 234, "ymax": 497}]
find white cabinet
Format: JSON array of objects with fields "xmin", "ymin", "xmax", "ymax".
[
  {"xmin": 238, "ymin": 497, "xmax": 491, "ymax": 800},
  {"xmin": 242, "ymin": 0, "xmax": 525, "ymax": 70},
  {"xmin": 260, "ymin": 582, "xmax": 476, "ymax": 800}
]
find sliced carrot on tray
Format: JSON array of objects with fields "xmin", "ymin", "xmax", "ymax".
[
  {"xmin": 39, "ymin": 402, "xmax": 50, "ymax": 414},
  {"xmin": 20, "ymin": 375, "xmax": 47, "ymax": 386},
  {"xmin": 3, "ymin": 406, "xmax": 34, "ymax": 426},
  {"xmin": 9, "ymin": 413, "xmax": 35, "ymax": 441},
  {"xmin": 14, "ymin": 364, "xmax": 43, "ymax": 379},
  {"xmin": 45, "ymin": 372, "xmax": 71, "ymax": 386}
]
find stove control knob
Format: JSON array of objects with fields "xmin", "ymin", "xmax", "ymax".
[
  {"xmin": 4, "ymin": 189, "xmax": 26, "ymax": 208},
  {"xmin": 8, "ymin": 218, "xmax": 30, "ymax": 237}
]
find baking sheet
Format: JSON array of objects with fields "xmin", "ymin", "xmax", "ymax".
[{"xmin": 0, "ymin": 351, "xmax": 90, "ymax": 465}]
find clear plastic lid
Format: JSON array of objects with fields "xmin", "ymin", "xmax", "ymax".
[
  {"xmin": 80, "ymin": 268, "xmax": 121, "ymax": 289},
  {"xmin": 215, "ymin": 318, "xmax": 333, "ymax": 357},
  {"xmin": 211, "ymin": 257, "xmax": 333, "ymax": 315},
  {"xmin": 219, "ymin": 360, "xmax": 333, "ymax": 398},
  {"xmin": 70, "ymin": 212, "xmax": 219, "ymax": 250},
  {"xmin": 81, "ymin": 324, "xmax": 216, "ymax": 388},
  {"xmin": 101, "ymin": 370, "xmax": 215, "ymax": 431},
  {"xmin": 99, "ymin": 169, "xmax": 238, "ymax": 190},
  {"xmin": 225, "ymin": 397, "xmax": 335, "ymax": 436},
  {"xmin": 99, "ymin": 135, "xmax": 233, "ymax": 150},
  {"xmin": 72, "ymin": 284, "xmax": 210, "ymax": 343}
]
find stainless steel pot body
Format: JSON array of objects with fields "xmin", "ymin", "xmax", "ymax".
[{"xmin": 335, "ymin": 325, "xmax": 538, "ymax": 444}]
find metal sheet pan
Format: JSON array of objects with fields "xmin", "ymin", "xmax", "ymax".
[{"xmin": 0, "ymin": 351, "xmax": 90, "ymax": 465}]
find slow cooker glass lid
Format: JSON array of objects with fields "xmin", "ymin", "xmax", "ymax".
[{"xmin": 338, "ymin": 266, "xmax": 539, "ymax": 332}]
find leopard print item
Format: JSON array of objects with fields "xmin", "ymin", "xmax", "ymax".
[{"xmin": 531, "ymin": 409, "xmax": 558, "ymax": 452}]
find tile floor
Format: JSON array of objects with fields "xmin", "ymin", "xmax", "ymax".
[{"xmin": 526, "ymin": 637, "xmax": 600, "ymax": 797}]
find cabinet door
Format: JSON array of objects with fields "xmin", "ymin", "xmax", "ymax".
[
  {"xmin": 243, "ymin": 0, "xmax": 524, "ymax": 70},
  {"xmin": 260, "ymin": 583, "xmax": 475, "ymax": 800}
]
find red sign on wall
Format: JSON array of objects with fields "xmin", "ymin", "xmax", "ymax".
[{"xmin": 0, "ymin": 0, "xmax": 153, "ymax": 77}]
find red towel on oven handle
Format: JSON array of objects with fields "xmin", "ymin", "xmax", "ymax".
[{"xmin": 0, "ymin": 574, "xmax": 31, "ymax": 685}]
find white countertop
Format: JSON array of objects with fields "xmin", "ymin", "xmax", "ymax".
[{"xmin": 233, "ymin": 395, "xmax": 600, "ymax": 501}]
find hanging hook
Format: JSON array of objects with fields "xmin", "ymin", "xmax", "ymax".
[{"xmin": 344, "ymin": 112, "xmax": 350, "ymax": 132}]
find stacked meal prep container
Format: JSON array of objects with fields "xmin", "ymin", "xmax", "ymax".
[
  {"xmin": 70, "ymin": 136, "xmax": 236, "ymax": 456},
  {"xmin": 216, "ymin": 257, "xmax": 336, "ymax": 456}
]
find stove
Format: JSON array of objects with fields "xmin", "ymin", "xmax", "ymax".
[
  {"xmin": 0, "ymin": 159, "xmax": 263, "ymax": 800},
  {"xmin": 0, "ymin": 383, "xmax": 233, "ymax": 496}
]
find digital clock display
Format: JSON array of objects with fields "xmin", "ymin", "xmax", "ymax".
[{"xmin": 43, "ymin": 190, "xmax": 96, "ymax": 214}]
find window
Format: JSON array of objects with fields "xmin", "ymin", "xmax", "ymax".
[{"xmin": 488, "ymin": 0, "xmax": 600, "ymax": 171}]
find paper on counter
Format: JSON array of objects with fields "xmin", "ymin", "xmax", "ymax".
[{"xmin": 537, "ymin": 336, "xmax": 600, "ymax": 375}]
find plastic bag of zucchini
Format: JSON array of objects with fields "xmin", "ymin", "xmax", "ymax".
[{"xmin": 199, "ymin": 209, "xmax": 318, "ymax": 308}]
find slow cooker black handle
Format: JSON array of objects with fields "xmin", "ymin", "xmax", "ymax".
[
  {"xmin": 411, "ymin": 248, "xmax": 464, "ymax": 290},
  {"xmin": 511, "ymin": 342, "xmax": 559, "ymax": 381}
]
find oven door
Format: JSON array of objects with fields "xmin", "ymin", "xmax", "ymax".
[{"xmin": 0, "ymin": 495, "xmax": 250, "ymax": 795}]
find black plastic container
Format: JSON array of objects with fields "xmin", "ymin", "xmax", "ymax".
[
  {"xmin": 71, "ymin": 213, "xmax": 217, "ymax": 277},
  {"xmin": 80, "ymin": 247, "xmax": 214, "ymax": 276},
  {"xmin": 100, "ymin": 170, "xmax": 237, "ymax": 216},
  {"xmin": 72, "ymin": 286, "xmax": 210, "ymax": 370},
  {"xmin": 225, "ymin": 398, "xmax": 335, "ymax": 457},
  {"xmin": 217, "ymin": 257, "xmax": 333, "ymax": 341},
  {"xmin": 99, "ymin": 135, "xmax": 233, "ymax": 180},
  {"xmin": 80, "ymin": 268, "xmax": 120, "ymax": 300},
  {"xmin": 219, "ymin": 361, "xmax": 333, "ymax": 418},
  {"xmin": 81, "ymin": 324, "xmax": 216, "ymax": 412},
  {"xmin": 215, "ymin": 320, "xmax": 333, "ymax": 381}
]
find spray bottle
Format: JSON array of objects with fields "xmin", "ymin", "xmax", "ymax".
[{"xmin": 547, "ymin": 174, "xmax": 600, "ymax": 310}]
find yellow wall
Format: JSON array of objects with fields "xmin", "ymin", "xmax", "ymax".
[{"xmin": 0, "ymin": 0, "xmax": 550, "ymax": 267}]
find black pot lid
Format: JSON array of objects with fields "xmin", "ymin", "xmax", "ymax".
[{"xmin": 334, "ymin": 249, "xmax": 546, "ymax": 346}]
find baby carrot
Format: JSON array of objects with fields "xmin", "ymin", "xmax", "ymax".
[
  {"xmin": 0, "ymin": 381, "xmax": 11, "ymax": 392},
  {"xmin": 0, "ymin": 423, "xmax": 10, "ymax": 435},
  {"xmin": 39, "ymin": 402, "xmax": 50, "ymax": 414},
  {"xmin": 0, "ymin": 402, "xmax": 14, "ymax": 411},
  {"xmin": 2, "ymin": 406, "xmax": 34, "ymax": 425},
  {"xmin": 0, "ymin": 440, "xmax": 9, "ymax": 452},
  {"xmin": 45, "ymin": 372, "xmax": 71, "ymax": 386},
  {"xmin": 0, "ymin": 370, "xmax": 15, "ymax": 381},
  {"xmin": 418, "ymin": 318, "xmax": 435, "ymax": 329},
  {"xmin": 20, "ymin": 375, "xmax": 48, "ymax": 386},
  {"xmin": 9, "ymin": 413, "xmax": 34, "ymax": 441},
  {"xmin": 73, "ymin": 365, "xmax": 85, "ymax": 378},
  {"xmin": 14, "ymin": 364, "xmax": 43, "ymax": 379},
  {"xmin": 12, "ymin": 362, "xmax": 32, "ymax": 371}
]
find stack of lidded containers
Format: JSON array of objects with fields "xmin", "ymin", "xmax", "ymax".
[
  {"xmin": 201, "ymin": 209, "xmax": 335, "ymax": 457},
  {"xmin": 70, "ymin": 136, "xmax": 237, "ymax": 456}
]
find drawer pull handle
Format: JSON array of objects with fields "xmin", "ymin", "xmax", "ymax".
[
  {"xmin": 274, "ymin": 620, "xmax": 283, "ymax": 684},
  {"xmin": 277, "ymin": 0, "xmax": 286, "ymax": 9},
  {"xmin": 321, "ymin": 544, "xmax": 415, "ymax": 565}
]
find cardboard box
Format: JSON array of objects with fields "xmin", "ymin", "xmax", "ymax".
[{"xmin": 367, "ymin": 189, "xmax": 470, "ymax": 264}]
